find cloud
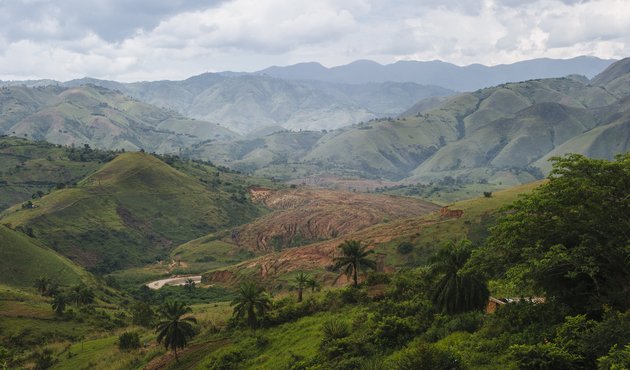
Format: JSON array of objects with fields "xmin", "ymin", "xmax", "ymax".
[
  {"xmin": 0, "ymin": 0, "xmax": 627, "ymax": 81},
  {"xmin": 0, "ymin": 0, "xmax": 225, "ymax": 43}
]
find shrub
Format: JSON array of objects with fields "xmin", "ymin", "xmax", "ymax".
[
  {"xmin": 118, "ymin": 332, "xmax": 140, "ymax": 350},
  {"xmin": 322, "ymin": 319, "xmax": 350, "ymax": 343},
  {"xmin": 365, "ymin": 272, "xmax": 391, "ymax": 286},
  {"xmin": 388, "ymin": 341, "xmax": 462, "ymax": 370},
  {"xmin": 509, "ymin": 343, "xmax": 580, "ymax": 370},
  {"xmin": 483, "ymin": 191, "xmax": 492, "ymax": 198},
  {"xmin": 397, "ymin": 242, "xmax": 414, "ymax": 255},
  {"xmin": 597, "ymin": 344, "xmax": 630, "ymax": 370}
]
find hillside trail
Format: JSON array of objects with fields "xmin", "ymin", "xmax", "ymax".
[{"xmin": 146, "ymin": 275, "xmax": 201, "ymax": 290}]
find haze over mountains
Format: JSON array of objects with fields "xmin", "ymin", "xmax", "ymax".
[{"xmin": 0, "ymin": 56, "xmax": 628, "ymax": 187}]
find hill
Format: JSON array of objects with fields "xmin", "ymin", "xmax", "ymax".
[
  {"xmin": 200, "ymin": 181, "xmax": 542, "ymax": 287},
  {"xmin": 63, "ymin": 75, "xmax": 453, "ymax": 134},
  {"xmin": 0, "ymin": 84, "xmax": 238, "ymax": 152},
  {"xmin": 192, "ymin": 58, "xmax": 630, "ymax": 185},
  {"xmin": 231, "ymin": 187, "xmax": 440, "ymax": 252},
  {"xmin": 0, "ymin": 224, "xmax": 86, "ymax": 288},
  {"xmin": 0, "ymin": 152, "xmax": 265, "ymax": 272},
  {"xmin": 0, "ymin": 136, "xmax": 116, "ymax": 210}
]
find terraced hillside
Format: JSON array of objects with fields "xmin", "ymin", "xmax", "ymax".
[
  {"xmin": 0, "ymin": 152, "xmax": 264, "ymax": 272},
  {"xmin": 232, "ymin": 187, "xmax": 439, "ymax": 252},
  {"xmin": 201, "ymin": 181, "xmax": 542, "ymax": 287}
]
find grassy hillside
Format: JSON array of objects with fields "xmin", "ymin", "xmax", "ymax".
[
  {"xmin": 0, "ymin": 152, "xmax": 265, "ymax": 272},
  {"xmin": 0, "ymin": 84, "xmax": 238, "ymax": 153},
  {"xmin": 67, "ymin": 74, "xmax": 453, "ymax": 134},
  {"xmin": 0, "ymin": 224, "xmax": 86, "ymax": 288},
  {"xmin": 187, "ymin": 59, "xmax": 630, "ymax": 185},
  {"xmin": 0, "ymin": 136, "xmax": 117, "ymax": 210}
]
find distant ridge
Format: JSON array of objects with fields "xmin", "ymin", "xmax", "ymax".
[{"xmin": 258, "ymin": 56, "xmax": 616, "ymax": 91}]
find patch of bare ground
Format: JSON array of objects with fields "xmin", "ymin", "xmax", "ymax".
[{"xmin": 235, "ymin": 187, "xmax": 439, "ymax": 252}]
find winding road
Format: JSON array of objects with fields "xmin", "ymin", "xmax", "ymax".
[{"xmin": 146, "ymin": 275, "xmax": 202, "ymax": 290}]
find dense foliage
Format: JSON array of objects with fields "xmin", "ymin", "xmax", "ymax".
[{"xmin": 475, "ymin": 153, "xmax": 630, "ymax": 313}]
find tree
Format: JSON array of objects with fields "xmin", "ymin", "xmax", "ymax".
[
  {"xmin": 131, "ymin": 302, "xmax": 155, "ymax": 328},
  {"xmin": 51, "ymin": 293, "xmax": 67, "ymax": 316},
  {"xmin": 430, "ymin": 240, "xmax": 489, "ymax": 314},
  {"xmin": 294, "ymin": 272, "xmax": 310, "ymax": 302},
  {"xmin": 34, "ymin": 276, "xmax": 50, "ymax": 295},
  {"xmin": 476, "ymin": 154, "xmax": 630, "ymax": 313},
  {"xmin": 155, "ymin": 301, "xmax": 197, "ymax": 362},
  {"xmin": 332, "ymin": 240, "xmax": 377, "ymax": 287},
  {"xmin": 69, "ymin": 284, "xmax": 94, "ymax": 306},
  {"xmin": 118, "ymin": 332, "xmax": 141, "ymax": 350},
  {"xmin": 184, "ymin": 278, "xmax": 196, "ymax": 293},
  {"xmin": 306, "ymin": 278, "xmax": 320, "ymax": 293},
  {"xmin": 230, "ymin": 281, "xmax": 272, "ymax": 329}
]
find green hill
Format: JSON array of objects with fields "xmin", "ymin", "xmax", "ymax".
[
  {"xmin": 0, "ymin": 152, "xmax": 264, "ymax": 272},
  {"xmin": 190, "ymin": 58, "xmax": 630, "ymax": 184},
  {"xmin": 0, "ymin": 84, "xmax": 238, "ymax": 153},
  {"xmin": 0, "ymin": 136, "xmax": 116, "ymax": 210},
  {"xmin": 0, "ymin": 224, "xmax": 86, "ymax": 288}
]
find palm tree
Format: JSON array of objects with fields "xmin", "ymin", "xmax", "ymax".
[
  {"xmin": 51, "ymin": 293, "xmax": 67, "ymax": 316},
  {"xmin": 155, "ymin": 301, "xmax": 197, "ymax": 362},
  {"xmin": 69, "ymin": 284, "xmax": 94, "ymax": 305},
  {"xmin": 34, "ymin": 276, "xmax": 50, "ymax": 295},
  {"xmin": 333, "ymin": 240, "xmax": 377, "ymax": 287},
  {"xmin": 230, "ymin": 281, "xmax": 272, "ymax": 329},
  {"xmin": 294, "ymin": 272, "xmax": 310, "ymax": 302},
  {"xmin": 430, "ymin": 240, "xmax": 489, "ymax": 314},
  {"xmin": 184, "ymin": 278, "xmax": 196, "ymax": 293},
  {"xmin": 306, "ymin": 278, "xmax": 320, "ymax": 293}
]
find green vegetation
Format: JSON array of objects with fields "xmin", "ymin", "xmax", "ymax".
[
  {"xmin": 0, "ymin": 224, "xmax": 86, "ymax": 288},
  {"xmin": 0, "ymin": 151, "xmax": 264, "ymax": 272},
  {"xmin": 230, "ymin": 281, "xmax": 272, "ymax": 329},
  {"xmin": 430, "ymin": 240, "xmax": 489, "ymax": 314},
  {"xmin": 156, "ymin": 301, "xmax": 197, "ymax": 362},
  {"xmin": 333, "ymin": 240, "xmax": 377, "ymax": 287}
]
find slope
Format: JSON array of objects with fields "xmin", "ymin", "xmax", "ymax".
[
  {"xmin": 1, "ymin": 84, "xmax": 238, "ymax": 153},
  {"xmin": 0, "ymin": 136, "xmax": 114, "ymax": 210},
  {"xmin": 65, "ymin": 74, "xmax": 453, "ymax": 134},
  {"xmin": 0, "ymin": 224, "xmax": 86, "ymax": 288},
  {"xmin": 0, "ymin": 152, "xmax": 264, "ymax": 272},
  {"xmin": 201, "ymin": 181, "xmax": 542, "ymax": 286}
]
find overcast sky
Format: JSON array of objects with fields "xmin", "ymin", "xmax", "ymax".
[{"xmin": 0, "ymin": 0, "xmax": 628, "ymax": 82}]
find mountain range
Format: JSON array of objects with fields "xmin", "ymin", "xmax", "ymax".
[
  {"xmin": 0, "ymin": 56, "xmax": 627, "ymax": 187},
  {"xmin": 188, "ymin": 58, "xmax": 630, "ymax": 184}
]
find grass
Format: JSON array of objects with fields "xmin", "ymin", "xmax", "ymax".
[
  {"xmin": 0, "ymin": 224, "xmax": 87, "ymax": 288},
  {"xmin": 0, "ymin": 152, "xmax": 264, "ymax": 272}
]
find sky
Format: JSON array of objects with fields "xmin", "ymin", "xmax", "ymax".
[{"xmin": 0, "ymin": 0, "xmax": 628, "ymax": 82}]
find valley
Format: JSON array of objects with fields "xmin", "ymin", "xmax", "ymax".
[{"xmin": 0, "ymin": 57, "xmax": 628, "ymax": 370}]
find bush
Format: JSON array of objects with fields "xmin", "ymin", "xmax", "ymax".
[
  {"xmin": 388, "ymin": 341, "xmax": 462, "ymax": 370},
  {"xmin": 509, "ymin": 343, "xmax": 580, "ymax": 370},
  {"xmin": 397, "ymin": 242, "xmax": 414, "ymax": 255},
  {"xmin": 483, "ymin": 191, "xmax": 492, "ymax": 198},
  {"xmin": 365, "ymin": 272, "xmax": 391, "ymax": 286},
  {"xmin": 118, "ymin": 332, "xmax": 140, "ymax": 350},
  {"xmin": 597, "ymin": 344, "xmax": 630, "ymax": 370},
  {"xmin": 321, "ymin": 319, "xmax": 350, "ymax": 342}
]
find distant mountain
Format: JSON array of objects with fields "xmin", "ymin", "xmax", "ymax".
[
  {"xmin": 258, "ymin": 56, "xmax": 615, "ymax": 91},
  {"xmin": 63, "ymin": 75, "xmax": 453, "ymax": 134},
  {"xmin": 0, "ymin": 84, "xmax": 237, "ymax": 152},
  {"xmin": 189, "ymin": 58, "xmax": 630, "ymax": 184}
]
